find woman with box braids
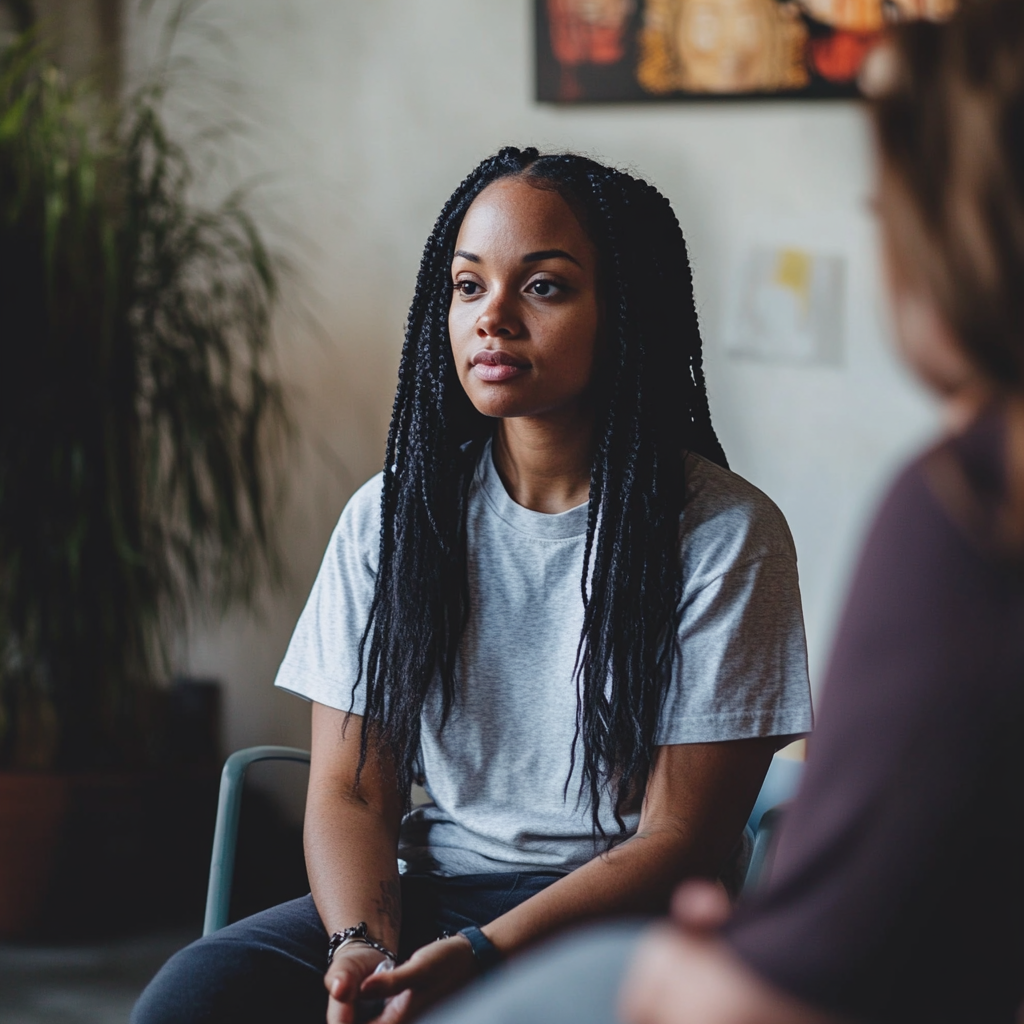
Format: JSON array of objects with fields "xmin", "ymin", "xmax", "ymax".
[
  {"xmin": 359, "ymin": 148, "xmax": 728, "ymax": 832},
  {"xmin": 133, "ymin": 150, "xmax": 810, "ymax": 1024}
]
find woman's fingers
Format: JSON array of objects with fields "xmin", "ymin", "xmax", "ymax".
[
  {"xmin": 325, "ymin": 948, "xmax": 389, "ymax": 1024},
  {"xmin": 361, "ymin": 937, "xmax": 479, "ymax": 1022},
  {"xmin": 326, "ymin": 976, "xmax": 355, "ymax": 1024},
  {"xmin": 326, "ymin": 964, "xmax": 359, "ymax": 1000},
  {"xmin": 375, "ymin": 988, "xmax": 413, "ymax": 1024},
  {"xmin": 326, "ymin": 968, "xmax": 361, "ymax": 1024},
  {"xmin": 360, "ymin": 960, "xmax": 418, "ymax": 997}
]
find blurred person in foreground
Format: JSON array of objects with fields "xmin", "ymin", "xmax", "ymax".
[{"xmin": 420, "ymin": 2, "xmax": 1024, "ymax": 1023}]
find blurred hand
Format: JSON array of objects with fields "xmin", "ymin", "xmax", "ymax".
[
  {"xmin": 670, "ymin": 878, "xmax": 731, "ymax": 932},
  {"xmin": 620, "ymin": 880, "xmax": 833, "ymax": 1024},
  {"xmin": 359, "ymin": 935, "xmax": 480, "ymax": 1024},
  {"xmin": 325, "ymin": 945, "xmax": 391, "ymax": 1024}
]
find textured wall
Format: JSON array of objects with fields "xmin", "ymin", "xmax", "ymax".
[{"xmin": 126, "ymin": 1, "xmax": 938, "ymax": 816}]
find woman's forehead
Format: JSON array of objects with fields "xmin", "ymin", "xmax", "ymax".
[{"xmin": 455, "ymin": 178, "xmax": 595, "ymax": 259}]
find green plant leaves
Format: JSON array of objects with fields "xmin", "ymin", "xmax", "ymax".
[{"xmin": 0, "ymin": 34, "xmax": 287, "ymax": 770}]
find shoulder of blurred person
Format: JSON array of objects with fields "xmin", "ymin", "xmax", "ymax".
[{"xmin": 720, "ymin": 402, "xmax": 1024, "ymax": 1024}]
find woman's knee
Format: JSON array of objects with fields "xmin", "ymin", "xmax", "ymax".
[
  {"xmin": 131, "ymin": 897, "xmax": 327, "ymax": 1024},
  {"xmin": 131, "ymin": 933, "xmax": 250, "ymax": 1024}
]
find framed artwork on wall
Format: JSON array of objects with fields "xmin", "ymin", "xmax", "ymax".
[{"xmin": 535, "ymin": 0, "xmax": 956, "ymax": 102}]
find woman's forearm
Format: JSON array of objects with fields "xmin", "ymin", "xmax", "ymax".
[
  {"xmin": 305, "ymin": 789, "xmax": 403, "ymax": 952},
  {"xmin": 482, "ymin": 824, "xmax": 697, "ymax": 955},
  {"xmin": 305, "ymin": 704, "xmax": 405, "ymax": 954}
]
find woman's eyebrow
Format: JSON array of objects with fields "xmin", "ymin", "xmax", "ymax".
[
  {"xmin": 522, "ymin": 248, "xmax": 581, "ymax": 267},
  {"xmin": 452, "ymin": 248, "xmax": 582, "ymax": 267}
]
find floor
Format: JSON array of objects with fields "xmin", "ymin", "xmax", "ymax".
[{"xmin": 0, "ymin": 930, "xmax": 195, "ymax": 1024}]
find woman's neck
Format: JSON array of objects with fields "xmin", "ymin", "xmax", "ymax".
[{"xmin": 492, "ymin": 411, "xmax": 593, "ymax": 514}]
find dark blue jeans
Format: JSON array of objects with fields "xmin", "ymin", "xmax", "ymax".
[{"xmin": 131, "ymin": 872, "xmax": 560, "ymax": 1024}]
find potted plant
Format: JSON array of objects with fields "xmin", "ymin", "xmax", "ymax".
[{"xmin": 0, "ymin": 25, "xmax": 287, "ymax": 936}]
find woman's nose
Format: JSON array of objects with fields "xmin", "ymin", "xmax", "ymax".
[{"xmin": 477, "ymin": 288, "xmax": 522, "ymax": 338}]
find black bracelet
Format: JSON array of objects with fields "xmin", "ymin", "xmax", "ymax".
[
  {"xmin": 327, "ymin": 922, "xmax": 397, "ymax": 969},
  {"xmin": 457, "ymin": 925, "xmax": 502, "ymax": 971}
]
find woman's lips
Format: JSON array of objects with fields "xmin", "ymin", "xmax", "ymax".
[{"xmin": 470, "ymin": 349, "xmax": 530, "ymax": 382}]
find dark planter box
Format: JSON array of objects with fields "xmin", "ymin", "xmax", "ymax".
[
  {"xmin": 1, "ymin": 765, "xmax": 309, "ymax": 940},
  {"xmin": 0, "ymin": 771, "xmax": 218, "ymax": 940}
]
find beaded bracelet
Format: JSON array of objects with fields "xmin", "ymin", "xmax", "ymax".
[{"xmin": 327, "ymin": 922, "xmax": 398, "ymax": 969}]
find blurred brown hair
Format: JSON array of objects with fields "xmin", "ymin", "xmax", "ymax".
[
  {"xmin": 870, "ymin": 0, "xmax": 1024, "ymax": 557},
  {"xmin": 870, "ymin": 0, "xmax": 1024, "ymax": 392}
]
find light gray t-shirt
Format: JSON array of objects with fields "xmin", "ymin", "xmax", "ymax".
[{"xmin": 275, "ymin": 443, "xmax": 812, "ymax": 876}]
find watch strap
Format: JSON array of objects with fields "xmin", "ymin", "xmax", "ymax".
[{"xmin": 458, "ymin": 925, "xmax": 502, "ymax": 971}]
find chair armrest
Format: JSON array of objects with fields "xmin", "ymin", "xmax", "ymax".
[{"xmin": 203, "ymin": 745, "xmax": 311, "ymax": 935}]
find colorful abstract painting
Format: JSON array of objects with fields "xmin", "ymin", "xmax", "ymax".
[{"xmin": 535, "ymin": 0, "xmax": 957, "ymax": 101}]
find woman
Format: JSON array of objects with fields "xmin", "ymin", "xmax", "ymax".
[
  {"xmin": 416, "ymin": 6, "xmax": 1024, "ymax": 1024},
  {"xmin": 132, "ymin": 150, "xmax": 811, "ymax": 1024}
]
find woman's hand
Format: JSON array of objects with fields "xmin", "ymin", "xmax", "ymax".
[
  {"xmin": 325, "ymin": 945, "xmax": 392, "ymax": 1024},
  {"xmin": 358, "ymin": 935, "xmax": 480, "ymax": 1023}
]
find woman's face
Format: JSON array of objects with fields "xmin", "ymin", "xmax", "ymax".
[{"xmin": 449, "ymin": 178, "xmax": 601, "ymax": 422}]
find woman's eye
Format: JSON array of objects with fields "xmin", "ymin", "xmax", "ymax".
[
  {"xmin": 528, "ymin": 279, "xmax": 560, "ymax": 297},
  {"xmin": 455, "ymin": 280, "xmax": 481, "ymax": 296}
]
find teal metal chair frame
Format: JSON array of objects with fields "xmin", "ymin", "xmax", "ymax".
[
  {"xmin": 203, "ymin": 745, "xmax": 312, "ymax": 935},
  {"xmin": 203, "ymin": 748, "xmax": 802, "ymax": 935}
]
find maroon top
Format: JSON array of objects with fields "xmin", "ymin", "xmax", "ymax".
[{"xmin": 726, "ymin": 412, "xmax": 1024, "ymax": 1024}]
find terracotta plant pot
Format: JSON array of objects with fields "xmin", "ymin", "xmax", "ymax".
[{"xmin": 0, "ymin": 773, "xmax": 69, "ymax": 938}]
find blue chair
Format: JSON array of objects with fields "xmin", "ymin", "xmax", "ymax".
[
  {"xmin": 744, "ymin": 755, "xmax": 804, "ymax": 893},
  {"xmin": 202, "ymin": 748, "xmax": 803, "ymax": 935}
]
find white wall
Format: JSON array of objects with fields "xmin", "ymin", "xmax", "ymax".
[{"xmin": 128, "ymin": 1, "xmax": 939, "ymax": 815}]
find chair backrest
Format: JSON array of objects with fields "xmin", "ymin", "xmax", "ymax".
[
  {"xmin": 742, "ymin": 755, "xmax": 805, "ymax": 893},
  {"xmin": 204, "ymin": 746, "xmax": 311, "ymax": 935},
  {"xmin": 748, "ymin": 755, "xmax": 804, "ymax": 832}
]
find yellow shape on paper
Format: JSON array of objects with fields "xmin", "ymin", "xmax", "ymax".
[{"xmin": 773, "ymin": 248, "xmax": 812, "ymax": 315}]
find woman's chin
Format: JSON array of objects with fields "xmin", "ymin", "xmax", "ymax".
[{"xmin": 464, "ymin": 388, "xmax": 534, "ymax": 421}]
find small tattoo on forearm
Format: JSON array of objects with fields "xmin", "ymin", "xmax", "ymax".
[{"xmin": 374, "ymin": 878, "xmax": 401, "ymax": 933}]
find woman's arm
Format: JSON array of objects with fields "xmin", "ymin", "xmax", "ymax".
[
  {"xmin": 363, "ymin": 736, "xmax": 779, "ymax": 1022},
  {"xmin": 306, "ymin": 701, "xmax": 406, "ymax": 1024},
  {"xmin": 483, "ymin": 736, "xmax": 778, "ymax": 951}
]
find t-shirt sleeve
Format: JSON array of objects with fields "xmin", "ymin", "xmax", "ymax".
[
  {"xmin": 655, "ymin": 459, "xmax": 812, "ymax": 745},
  {"xmin": 273, "ymin": 473, "xmax": 383, "ymax": 715},
  {"xmin": 656, "ymin": 555, "xmax": 811, "ymax": 744}
]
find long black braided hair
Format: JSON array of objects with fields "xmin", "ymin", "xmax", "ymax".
[{"xmin": 356, "ymin": 147, "xmax": 727, "ymax": 834}]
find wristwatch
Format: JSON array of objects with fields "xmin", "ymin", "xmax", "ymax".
[{"xmin": 457, "ymin": 925, "xmax": 502, "ymax": 971}]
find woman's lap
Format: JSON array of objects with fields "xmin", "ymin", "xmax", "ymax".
[{"xmin": 131, "ymin": 872, "xmax": 562, "ymax": 1024}]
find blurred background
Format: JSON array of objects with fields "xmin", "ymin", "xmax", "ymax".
[
  {"xmin": 123, "ymin": 0, "xmax": 937, "ymax": 800},
  {"xmin": 0, "ymin": 0, "xmax": 939, "ymax": 1020}
]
